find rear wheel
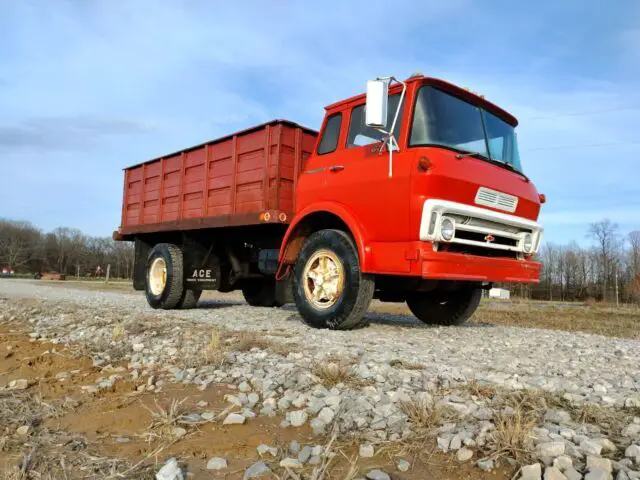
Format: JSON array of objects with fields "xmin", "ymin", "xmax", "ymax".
[
  {"xmin": 293, "ymin": 229, "xmax": 374, "ymax": 330},
  {"xmin": 178, "ymin": 289, "xmax": 202, "ymax": 309},
  {"xmin": 242, "ymin": 278, "xmax": 282, "ymax": 307},
  {"xmin": 406, "ymin": 288, "xmax": 482, "ymax": 326},
  {"xmin": 144, "ymin": 243, "xmax": 184, "ymax": 310}
]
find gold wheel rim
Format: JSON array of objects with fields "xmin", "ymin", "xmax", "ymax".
[
  {"xmin": 149, "ymin": 257, "xmax": 167, "ymax": 295},
  {"xmin": 302, "ymin": 249, "xmax": 345, "ymax": 309}
]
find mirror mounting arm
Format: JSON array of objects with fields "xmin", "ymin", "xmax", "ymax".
[{"xmin": 374, "ymin": 76, "xmax": 407, "ymax": 178}]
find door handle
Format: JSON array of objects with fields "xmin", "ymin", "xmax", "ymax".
[{"xmin": 329, "ymin": 165, "xmax": 345, "ymax": 172}]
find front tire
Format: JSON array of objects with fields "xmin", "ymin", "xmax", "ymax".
[
  {"xmin": 144, "ymin": 243, "xmax": 184, "ymax": 310},
  {"xmin": 406, "ymin": 288, "xmax": 482, "ymax": 326},
  {"xmin": 293, "ymin": 229, "xmax": 374, "ymax": 330}
]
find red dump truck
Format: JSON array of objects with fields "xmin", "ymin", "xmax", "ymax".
[{"xmin": 114, "ymin": 74, "xmax": 544, "ymax": 329}]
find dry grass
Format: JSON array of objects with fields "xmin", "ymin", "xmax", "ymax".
[
  {"xmin": 312, "ymin": 362, "xmax": 359, "ymax": 388},
  {"xmin": 399, "ymin": 396, "xmax": 443, "ymax": 432},
  {"xmin": 389, "ymin": 359, "xmax": 425, "ymax": 370},
  {"xmin": 141, "ymin": 397, "xmax": 189, "ymax": 441},
  {"xmin": 471, "ymin": 301, "xmax": 640, "ymax": 340}
]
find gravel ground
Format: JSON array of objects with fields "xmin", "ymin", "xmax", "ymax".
[
  {"xmin": 2, "ymin": 280, "xmax": 638, "ymax": 408},
  {"xmin": 1, "ymin": 279, "xmax": 639, "ymax": 480}
]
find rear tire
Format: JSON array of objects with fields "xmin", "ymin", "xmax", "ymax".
[
  {"xmin": 242, "ymin": 278, "xmax": 282, "ymax": 307},
  {"xmin": 178, "ymin": 289, "xmax": 202, "ymax": 309},
  {"xmin": 293, "ymin": 229, "xmax": 374, "ymax": 330},
  {"xmin": 406, "ymin": 288, "xmax": 481, "ymax": 326},
  {"xmin": 144, "ymin": 243, "xmax": 184, "ymax": 310}
]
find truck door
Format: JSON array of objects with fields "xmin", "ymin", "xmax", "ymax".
[{"xmin": 324, "ymin": 94, "xmax": 411, "ymax": 249}]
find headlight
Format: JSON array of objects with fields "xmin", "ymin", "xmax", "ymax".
[
  {"xmin": 523, "ymin": 233, "xmax": 533, "ymax": 253},
  {"xmin": 440, "ymin": 217, "xmax": 455, "ymax": 241}
]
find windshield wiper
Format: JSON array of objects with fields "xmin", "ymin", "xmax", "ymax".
[
  {"xmin": 452, "ymin": 148, "xmax": 490, "ymax": 161},
  {"xmin": 491, "ymin": 158, "xmax": 530, "ymax": 182}
]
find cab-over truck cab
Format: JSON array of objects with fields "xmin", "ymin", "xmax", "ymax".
[{"xmin": 279, "ymin": 74, "xmax": 543, "ymax": 329}]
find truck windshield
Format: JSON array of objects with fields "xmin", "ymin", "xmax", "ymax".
[{"xmin": 409, "ymin": 86, "xmax": 523, "ymax": 172}]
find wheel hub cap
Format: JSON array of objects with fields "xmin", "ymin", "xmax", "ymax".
[
  {"xmin": 149, "ymin": 257, "xmax": 167, "ymax": 295},
  {"xmin": 303, "ymin": 249, "xmax": 345, "ymax": 309}
]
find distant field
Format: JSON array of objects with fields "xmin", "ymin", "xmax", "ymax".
[{"xmin": 13, "ymin": 279, "xmax": 640, "ymax": 340}]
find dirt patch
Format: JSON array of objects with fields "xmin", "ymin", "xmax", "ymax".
[{"xmin": 0, "ymin": 323, "xmax": 515, "ymax": 479}]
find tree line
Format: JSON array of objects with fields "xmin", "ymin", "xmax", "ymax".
[
  {"xmin": 0, "ymin": 219, "xmax": 134, "ymax": 279},
  {"xmin": 518, "ymin": 219, "xmax": 640, "ymax": 303},
  {"xmin": 1, "ymin": 217, "xmax": 639, "ymax": 303}
]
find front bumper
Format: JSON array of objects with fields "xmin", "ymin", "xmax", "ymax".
[{"xmin": 420, "ymin": 249, "xmax": 541, "ymax": 283}]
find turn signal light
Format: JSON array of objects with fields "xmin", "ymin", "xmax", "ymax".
[
  {"xmin": 418, "ymin": 156, "xmax": 432, "ymax": 172},
  {"xmin": 539, "ymin": 193, "xmax": 546, "ymax": 204}
]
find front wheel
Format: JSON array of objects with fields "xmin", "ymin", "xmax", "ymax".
[
  {"xmin": 293, "ymin": 229, "xmax": 374, "ymax": 330},
  {"xmin": 406, "ymin": 288, "xmax": 482, "ymax": 326}
]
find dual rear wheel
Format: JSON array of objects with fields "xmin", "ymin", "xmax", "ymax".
[{"xmin": 145, "ymin": 244, "xmax": 201, "ymax": 310}]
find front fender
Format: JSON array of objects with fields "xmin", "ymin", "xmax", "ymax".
[{"xmin": 279, "ymin": 202, "xmax": 371, "ymax": 270}]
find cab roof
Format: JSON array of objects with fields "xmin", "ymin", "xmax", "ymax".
[{"xmin": 324, "ymin": 75, "xmax": 518, "ymax": 127}]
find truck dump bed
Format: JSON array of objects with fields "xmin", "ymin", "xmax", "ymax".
[{"xmin": 117, "ymin": 120, "xmax": 318, "ymax": 238}]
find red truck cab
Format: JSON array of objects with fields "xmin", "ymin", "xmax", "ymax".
[
  {"xmin": 114, "ymin": 74, "xmax": 543, "ymax": 330},
  {"xmin": 279, "ymin": 74, "xmax": 542, "ymax": 328}
]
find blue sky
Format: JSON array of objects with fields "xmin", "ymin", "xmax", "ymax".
[{"xmin": 1, "ymin": 0, "xmax": 639, "ymax": 246}]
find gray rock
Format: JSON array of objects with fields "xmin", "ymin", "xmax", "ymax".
[
  {"xmin": 564, "ymin": 468, "xmax": 582, "ymax": 480},
  {"xmin": 172, "ymin": 427, "xmax": 186, "ymax": 438},
  {"xmin": 545, "ymin": 410, "xmax": 572, "ymax": 425},
  {"xmin": 201, "ymin": 411, "xmax": 215, "ymax": 421},
  {"xmin": 580, "ymin": 440, "xmax": 603, "ymax": 456},
  {"xmin": 456, "ymin": 448, "xmax": 473, "ymax": 462},
  {"xmin": 244, "ymin": 461, "xmax": 271, "ymax": 479},
  {"xmin": 594, "ymin": 438, "xmax": 616, "ymax": 453},
  {"xmin": 309, "ymin": 455, "xmax": 321, "ymax": 465},
  {"xmin": 477, "ymin": 459, "xmax": 494, "ymax": 471},
  {"xmin": 397, "ymin": 459, "xmax": 410, "ymax": 472},
  {"xmin": 450, "ymin": 434, "xmax": 463, "ymax": 451},
  {"xmin": 290, "ymin": 410, "xmax": 309, "ymax": 427},
  {"xmin": 553, "ymin": 456, "xmax": 573, "ymax": 471},
  {"xmin": 178, "ymin": 413, "xmax": 202, "ymax": 424},
  {"xmin": 544, "ymin": 466, "xmax": 568, "ymax": 480},
  {"xmin": 622, "ymin": 424, "xmax": 640, "ymax": 437},
  {"xmin": 155, "ymin": 458, "xmax": 184, "ymax": 480},
  {"xmin": 206, "ymin": 457, "xmax": 228, "ymax": 470},
  {"xmin": 520, "ymin": 463, "xmax": 542, "ymax": 480},
  {"xmin": 366, "ymin": 469, "xmax": 391, "ymax": 480},
  {"xmin": 537, "ymin": 442, "xmax": 566, "ymax": 458},
  {"xmin": 289, "ymin": 440, "xmax": 301, "ymax": 455},
  {"xmin": 256, "ymin": 444, "xmax": 278, "ymax": 457},
  {"xmin": 8, "ymin": 379, "xmax": 29, "ymax": 390},
  {"xmin": 239, "ymin": 381, "xmax": 251, "ymax": 392},
  {"xmin": 617, "ymin": 472, "xmax": 629, "ymax": 480},
  {"xmin": 587, "ymin": 457, "xmax": 612, "ymax": 473},
  {"xmin": 359, "ymin": 443, "xmax": 375, "ymax": 458},
  {"xmin": 318, "ymin": 407, "xmax": 335, "ymax": 424},
  {"xmin": 310, "ymin": 418, "xmax": 326, "ymax": 434},
  {"xmin": 280, "ymin": 458, "xmax": 303, "ymax": 469},
  {"xmin": 584, "ymin": 471, "xmax": 611, "ymax": 480},
  {"xmin": 223, "ymin": 413, "xmax": 246, "ymax": 425},
  {"xmin": 298, "ymin": 446, "xmax": 312, "ymax": 463},
  {"xmin": 437, "ymin": 436, "xmax": 451, "ymax": 452},
  {"xmin": 625, "ymin": 445, "xmax": 640, "ymax": 458},
  {"xmin": 248, "ymin": 393, "xmax": 260, "ymax": 405}
]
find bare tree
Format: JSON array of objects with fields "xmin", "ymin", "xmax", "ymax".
[
  {"xmin": 588, "ymin": 218, "xmax": 620, "ymax": 302},
  {"xmin": 0, "ymin": 220, "xmax": 41, "ymax": 269}
]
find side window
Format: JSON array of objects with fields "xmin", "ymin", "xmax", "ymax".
[
  {"xmin": 347, "ymin": 94, "xmax": 404, "ymax": 148},
  {"xmin": 317, "ymin": 113, "xmax": 342, "ymax": 155}
]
